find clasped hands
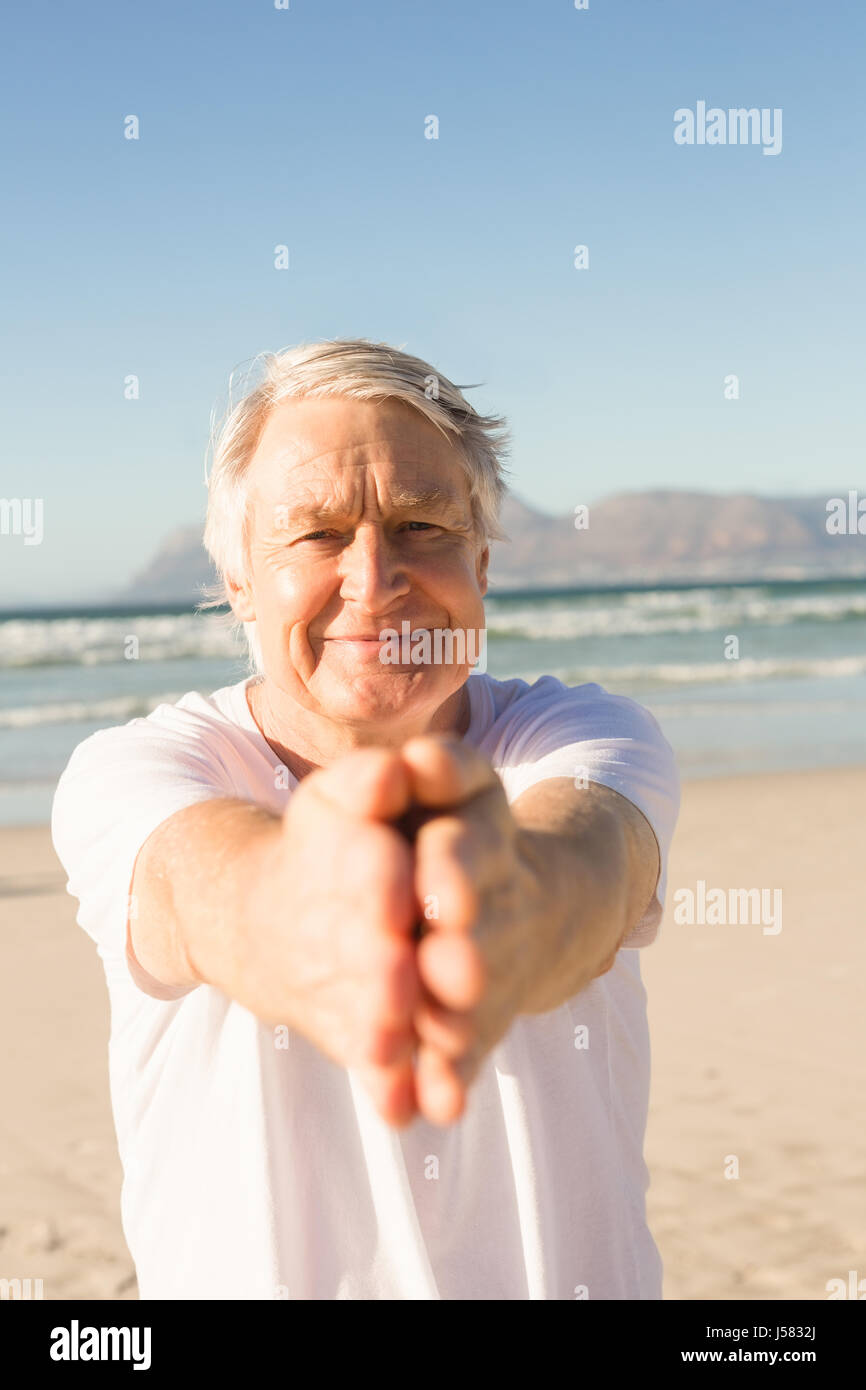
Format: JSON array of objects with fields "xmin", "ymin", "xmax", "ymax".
[{"xmin": 272, "ymin": 733, "xmax": 561, "ymax": 1128}]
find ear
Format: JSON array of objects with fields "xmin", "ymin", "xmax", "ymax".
[
  {"xmin": 224, "ymin": 571, "xmax": 256, "ymax": 623},
  {"xmin": 476, "ymin": 543, "xmax": 490, "ymax": 597}
]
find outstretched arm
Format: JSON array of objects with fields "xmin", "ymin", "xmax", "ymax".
[{"xmin": 400, "ymin": 736, "xmax": 660, "ymax": 1125}]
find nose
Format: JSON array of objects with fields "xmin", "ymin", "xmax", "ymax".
[{"xmin": 337, "ymin": 523, "xmax": 411, "ymax": 612}]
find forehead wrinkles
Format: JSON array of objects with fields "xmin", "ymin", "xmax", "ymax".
[
  {"xmin": 259, "ymin": 413, "xmax": 447, "ymax": 476},
  {"xmin": 257, "ymin": 444, "xmax": 466, "ymax": 519}
]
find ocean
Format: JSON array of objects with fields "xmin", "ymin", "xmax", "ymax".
[{"xmin": 1, "ymin": 578, "xmax": 864, "ymax": 825}]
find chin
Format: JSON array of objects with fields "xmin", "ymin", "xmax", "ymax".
[{"xmin": 317, "ymin": 669, "xmax": 452, "ymax": 726}]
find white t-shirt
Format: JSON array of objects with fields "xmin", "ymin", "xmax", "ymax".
[{"xmin": 51, "ymin": 672, "xmax": 680, "ymax": 1300}]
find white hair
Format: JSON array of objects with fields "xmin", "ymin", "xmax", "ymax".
[{"xmin": 200, "ymin": 338, "xmax": 511, "ymax": 672}]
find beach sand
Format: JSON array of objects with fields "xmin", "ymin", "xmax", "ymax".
[
  {"xmin": 643, "ymin": 765, "xmax": 866, "ymax": 1301},
  {"xmin": 1, "ymin": 765, "xmax": 863, "ymax": 1301}
]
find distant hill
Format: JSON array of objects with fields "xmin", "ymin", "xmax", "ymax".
[{"xmin": 119, "ymin": 490, "xmax": 866, "ymax": 602}]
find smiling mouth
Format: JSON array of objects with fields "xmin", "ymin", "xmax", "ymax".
[{"xmin": 323, "ymin": 626, "xmax": 436, "ymax": 642}]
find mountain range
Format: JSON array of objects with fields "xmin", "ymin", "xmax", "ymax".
[{"xmin": 121, "ymin": 490, "xmax": 866, "ymax": 601}]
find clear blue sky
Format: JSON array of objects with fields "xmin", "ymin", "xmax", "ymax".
[{"xmin": 1, "ymin": 0, "xmax": 864, "ymax": 603}]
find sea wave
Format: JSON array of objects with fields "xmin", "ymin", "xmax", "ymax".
[
  {"xmin": 1, "ymin": 588, "xmax": 864, "ymax": 668},
  {"xmin": 485, "ymin": 587, "xmax": 866, "ymax": 641},
  {"xmin": 0, "ymin": 693, "xmax": 187, "ymax": 729},
  {"xmin": 0, "ymin": 614, "xmax": 242, "ymax": 669},
  {"xmin": 553, "ymin": 653, "xmax": 866, "ymax": 690},
  {"xmin": 3, "ymin": 653, "xmax": 865, "ymax": 729}
]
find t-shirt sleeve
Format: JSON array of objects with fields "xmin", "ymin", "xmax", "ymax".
[
  {"xmin": 51, "ymin": 704, "xmax": 240, "ymax": 999},
  {"xmin": 493, "ymin": 678, "xmax": 681, "ymax": 949}
]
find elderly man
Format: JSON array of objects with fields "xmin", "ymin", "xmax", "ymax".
[{"xmin": 52, "ymin": 339, "xmax": 679, "ymax": 1300}]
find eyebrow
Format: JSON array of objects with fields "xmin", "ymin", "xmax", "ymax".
[{"xmin": 277, "ymin": 487, "xmax": 470, "ymax": 531}]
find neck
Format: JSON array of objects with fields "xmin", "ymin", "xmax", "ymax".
[{"xmin": 246, "ymin": 678, "xmax": 471, "ymax": 782}]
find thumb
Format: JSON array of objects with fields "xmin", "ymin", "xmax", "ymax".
[
  {"xmin": 293, "ymin": 747, "xmax": 413, "ymax": 823},
  {"xmin": 399, "ymin": 734, "xmax": 500, "ymax": 809}
]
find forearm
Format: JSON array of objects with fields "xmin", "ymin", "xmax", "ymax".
[
  {"xmin": 130, "ymin": 798, "xmax": 282, "ymax": 995},
  {"xmin": 514, "ymin": 806, "xmax": 632, "ymax": 1014}
]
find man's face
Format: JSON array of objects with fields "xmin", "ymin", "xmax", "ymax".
[{"xmin": 228, "ymin": 396, "xmax": 489, "ymax": 730}]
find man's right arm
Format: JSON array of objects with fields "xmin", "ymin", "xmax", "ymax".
[
  {"xmin": 127, "ymin": 751, "xmax": 423, "ymax": 1126},
  {"xmin": 129, "ymin": 797, "xmax": 281, "ymax": 996}
]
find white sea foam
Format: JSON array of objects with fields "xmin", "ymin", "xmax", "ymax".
[
  {"xmin": 2, "ymin": 588, "xmax": 864, "ymax": 666},
  {"xmin": 0, "ymin": 693, "xmax": 187, "ymax": 728},
  {"xmin": 484, "ymin": 587, "xmax": 866, "ymax": 641},
  {"xmin": 553, "ymin": 654, "xmax": 866, "ymax": 690},
  {"xmin": 0, "ymin": 613, "xmax": 241, "ymax": 669},
  {"xmin": 3, "ymin": 655, "xmax": 864, "ymax": 729}
]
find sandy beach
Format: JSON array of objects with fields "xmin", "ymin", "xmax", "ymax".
[{"xmin": 1, "ymin": 765, "xmax": 863, "ymax": 1301}]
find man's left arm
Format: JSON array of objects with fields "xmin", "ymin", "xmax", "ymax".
[
  {"xmin": 400, "ymin": 736, "xmax": 665, "ymax": 1125},
  {"xmin": 509, "ymin": 775, "xmax": 661, "ymax": 1014}
]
